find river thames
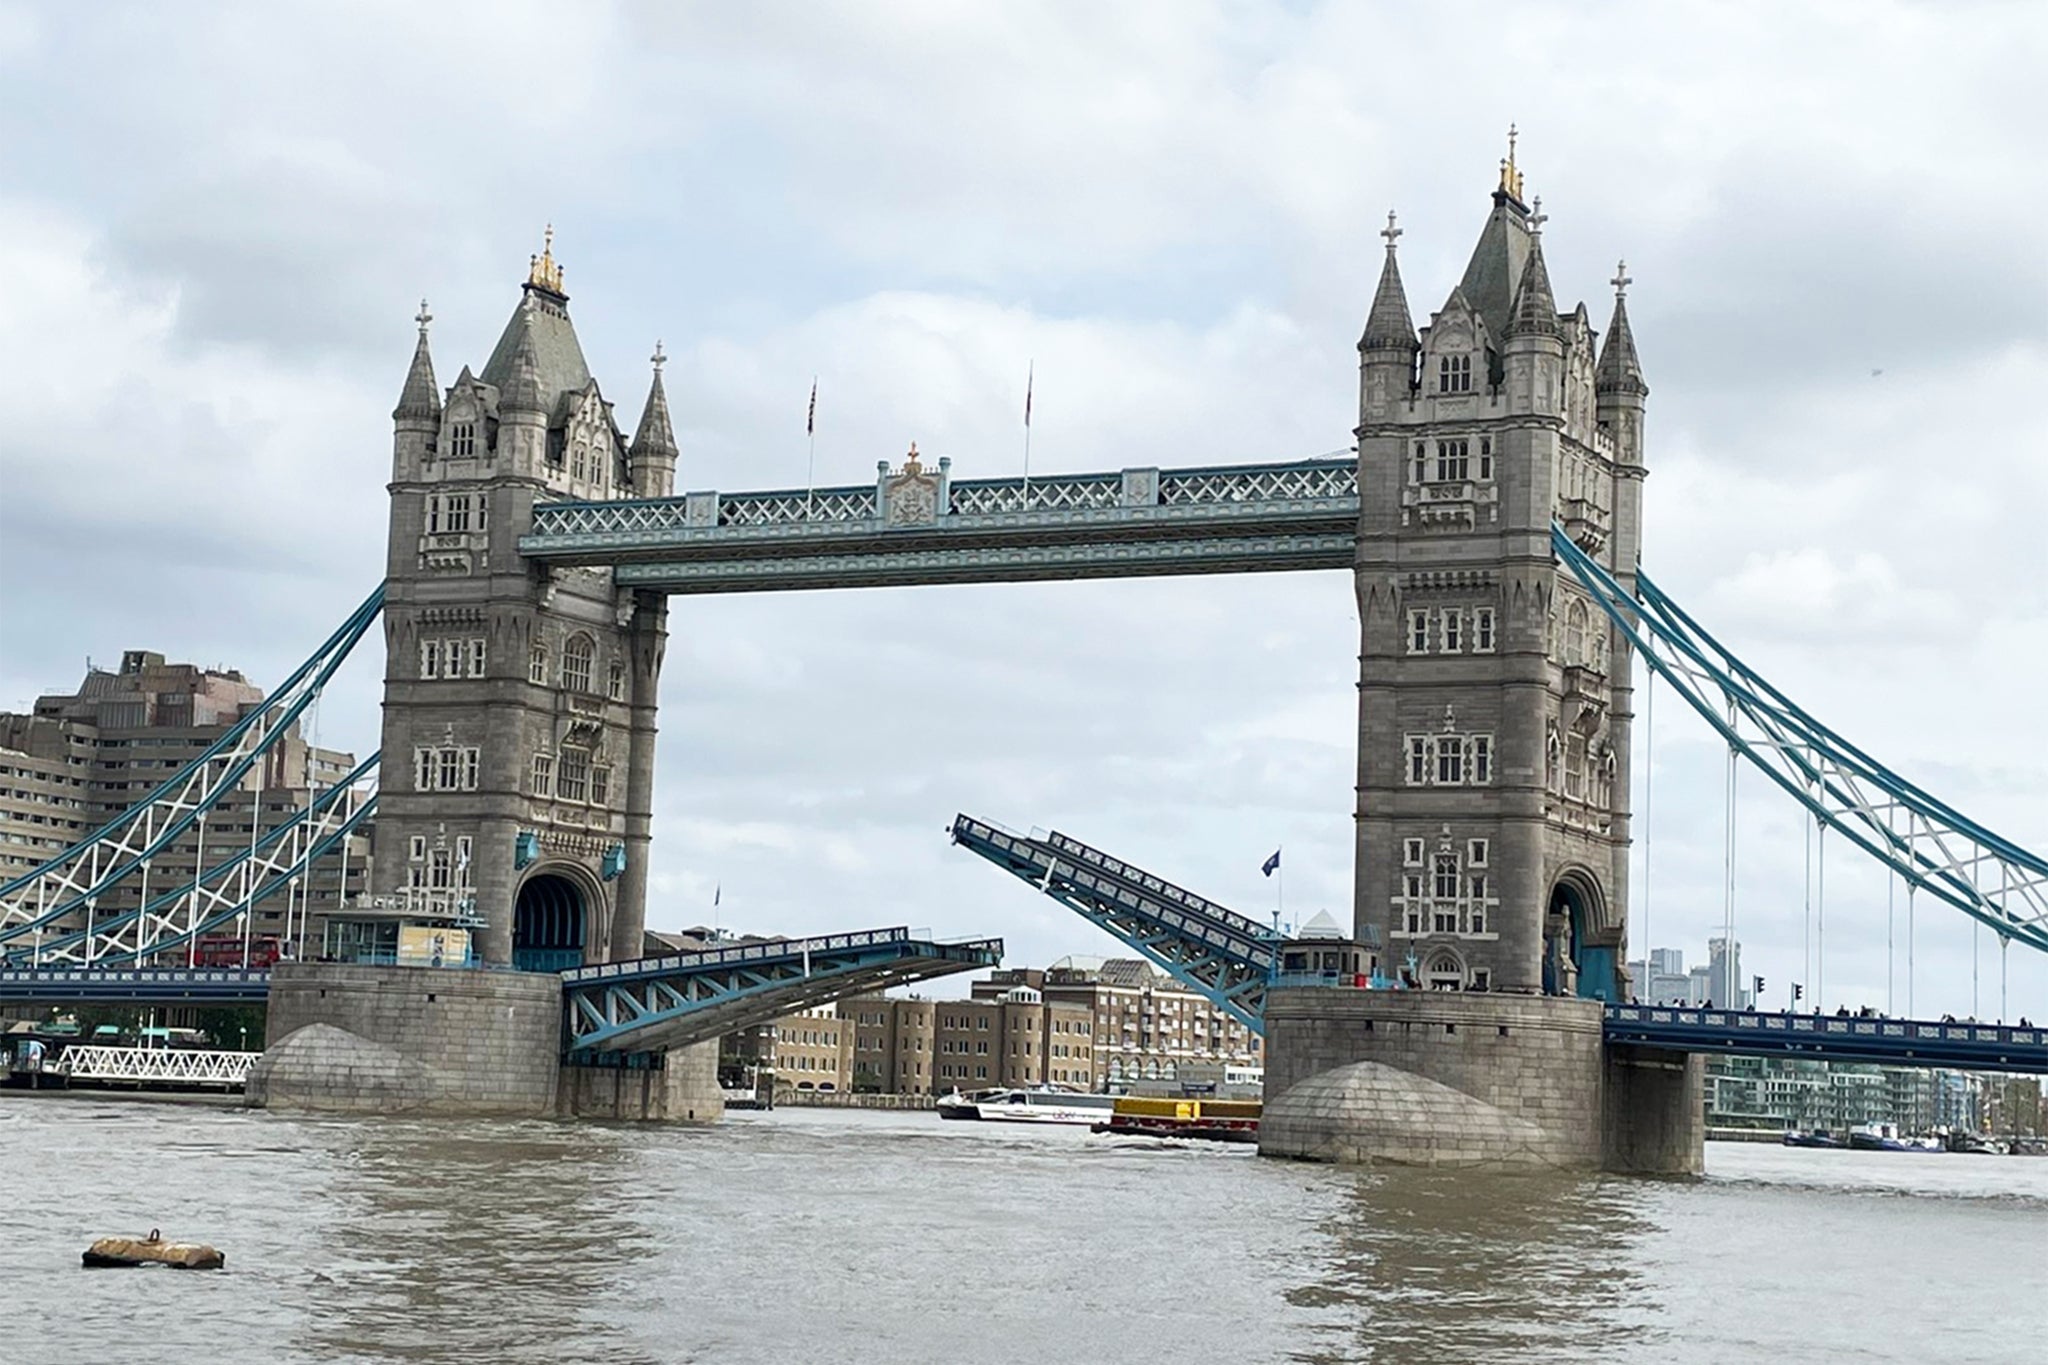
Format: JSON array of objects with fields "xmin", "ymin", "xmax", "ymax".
[{"xmin": 3, "ymin": 1097, "xmax": 2042, "ymax": 1364}]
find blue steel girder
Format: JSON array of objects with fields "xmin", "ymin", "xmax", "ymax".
[
  {"xmin": 561, "ymin": 928, "xmax": 1003, "ymax": 1054},
  {"xmin": 1552, "ymin": 525, "xmax": 2048, "ymax": 956},
  {"xmin": 949, "ymin": 816, "xmax": 1275, "ymax": 1033},
  {"xmin": 518, "ymin": 457, "xmax": 1360, "ymax": 593},
  {"xmin": 1604, "ymin": 1005, "xmax": 2048, "ymax": 1074},
  {"xmin": 0, "ymin": 967, "xmax": 272, "ymax": 1004}
]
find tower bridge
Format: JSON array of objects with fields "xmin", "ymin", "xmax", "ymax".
[{"xmin": 3, "ymin": 151, "xmax": 2042, "ymax": 1160}]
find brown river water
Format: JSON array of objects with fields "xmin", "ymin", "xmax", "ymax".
[{"xmin": 1, "ymin": 1096, "xmax": 2043, "ymax": 1364}]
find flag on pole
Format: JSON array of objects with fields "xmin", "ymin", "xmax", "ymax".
[
  {"xmin": 806, "ymin": 379, "xmax": 817, "ymax": 436},
  {"xmin": 1024, "ymin": 362, "xmax": 1033, "ymax": 428},
  {"xmin": 713, "ymin": 882, "xmax": 721, "ymax": 908},
  {"xmin": 1262, "ymin": 849, "xmax": 1281, "ymax": 877}
]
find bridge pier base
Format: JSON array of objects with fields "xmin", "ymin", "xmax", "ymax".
[
  {"xmin": 558, "ymin": 1042, "xmax": 723, "ymax": 1123},
  {"xmin": 247, "ymin": 963, "xmax": 562, "ymax": 1117},
  {"xmin": 1260, "ymin": 989, "xmax": 1702, "ymax": 1174}
]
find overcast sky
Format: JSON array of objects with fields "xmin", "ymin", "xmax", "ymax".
[{"xmin": 1, "ymin": 1, "xmax": 2042, "ymax": 1017}]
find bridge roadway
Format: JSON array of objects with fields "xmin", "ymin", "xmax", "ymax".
[
  {"xmin": 519, "ymin": 457, "xmax": 1361, "ymax": 593},
  {"xmin": 0, "ymin": 928, "xmax": 1005, "ymax": 1059}
]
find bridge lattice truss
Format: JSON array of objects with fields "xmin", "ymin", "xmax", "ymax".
[
  {"xmin": 562, "ymin": 928, "xmax": 1003, "ymax": 1054},
  {"xmin": 949, "ymin": 817, "xmax": 1282, "ymax": 1032},
  {"xmin": 1554, "ymin": 527, "xmax": 2048, "ymax": 957},
  {"xmin": 0, "ymin": 589, "xmax": 384, "ymax": 967},
  {"xmin": 56, "ymin": 1045, "xmax": 262, "ymax": 1086}
]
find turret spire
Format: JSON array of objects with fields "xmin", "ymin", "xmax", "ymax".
[
  {"xmin": 1505, "ymin": 232, "xmax": 1560, "ymax": 337},
  {"xmin": 1359, "ymin": 210, "xmax": 1418, "ymax": 352},
  {"xmin": 630, "ymin": 342, "xmax": 678, "ymax": 459},
  {"xmin": 1596, "ymin": 260, "xmax": 1647, "ymax": 395},
  {"xmin": 393, "ymin": 297, "xmax": 441, "ymax": 421},
  {"xmin": 501, "ymin": 325, "xmax": 547, "ymax": 414}
]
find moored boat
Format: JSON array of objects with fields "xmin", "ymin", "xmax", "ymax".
[
  {"xmin": 938, "ymin": 1085, "xmax": 1119, "ymax": 1126},
  {"xmin": 1091, "ymin": 1095, "xmax": 1261, "ymax": 1144},
  {"xmin": 1781, "ymin": 1129, "xmax": 1843, "ymax": 1148},
  {"xmin": 1848, "ymin": 1122, "xmax": 1941, "ymax": 1152}
]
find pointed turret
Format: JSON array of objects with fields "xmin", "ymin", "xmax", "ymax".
[
  {"xmin": 1506, "ymin": 221, "xmax": 1560, "ymax": 338},
  {"xmin": 1360, "ymin": 211, "xmax": 1418, "ymax": 353},
  {"xmin": 629, "ymin": 343, "xmax": 679, "ymax": 498},
  {"xmin": 394, "ymin": 299, "xmax": 441, "ymax": 422},
  {"xmin": 500, "ymin": 327, "xmax": 547, "ymax": 415},
  {"xmin": 480, "ymin": 227, "xmax": 592, "ymax": 419},
  {"xmin": 1596, "ymin": 261, "xmax": 1647, "ymax": 397}
]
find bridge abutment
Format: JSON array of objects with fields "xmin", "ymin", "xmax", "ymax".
[{"xmin": 1261, "ymin": 989, "xmax": 1701, "ymax": 1173}]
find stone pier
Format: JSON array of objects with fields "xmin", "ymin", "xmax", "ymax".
[
  {"xmin": 1259, "ymin": 988, "xmax": 1701, "ymax": 1173},
  {"xmin": 246, "ymin": 963, "xmax": 722, "ymax": 1123}
]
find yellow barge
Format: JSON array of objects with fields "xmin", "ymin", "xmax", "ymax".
[{"xmin": 1090, "ymin": 1095, "xmax": 1261, "ymax": 1144}]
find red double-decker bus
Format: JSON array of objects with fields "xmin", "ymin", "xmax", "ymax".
[{"xmin": 190, "ymin": 935, "xmax": 283, "ymax": 969}]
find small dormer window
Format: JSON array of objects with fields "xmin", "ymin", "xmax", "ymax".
[
  {"xmin": 1438, "ymin": 354, "xmax": 1472, "ymax": 394},
  {"xmin": 450, "ymin": 423, "xmax": 476, "ymax": 458},
  {"xmin": 1411, "ymin": 443, "xmax": 1427, "ymax": 485}
]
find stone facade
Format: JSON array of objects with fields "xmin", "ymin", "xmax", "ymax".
[
  {"xmin": 559, "ymin": 1041, "xmax": 723, "ymax": 1122},
  {"xmin": 252, "ymin": 961, "xmax": 563, "ymax": 1115},
  {"xmin": 374, "ymin": 242, "xmax": 678, "ymax": 968},
  {"xmin": 1351, "ymin": 155, "xmax": 1647, "ymax": 1000}
]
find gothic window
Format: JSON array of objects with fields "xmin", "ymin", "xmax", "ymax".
[
  {"xmin": 558, "ymin": 750, "xmax": 590, "ymax": 802},
  {"xmin": 1407, "ymin": 610, "xmax": 1429, "ymax": 654},
  {"xmin": 590, "ymin": 766, "xmax": 610, "ymax": 806},
  {"xmin": 1565, "ymin": 733, "xmax": 1587, "ymax": 800},
  {"xmin": 1471, "ymin": 736, "xmax": 1492, "ymax": 784},
  {"xmin": 1411, "ymin": 443, "xmax": 1427, "ymax": 485},
  {"xmin": 1467, "ymin": 838, "xmax": 1489, "ymax": 866},
  {"xmin": 561, "ymin": 635, "xmax": 595, "ymax": 693},
  {"xmin": 1437, "ymin": 354, "xmax": 1472, "ymax": 394},
  {"xmin": 437, "ymin": 749, "xmax": 459, "ymax": 790},
  {"xmin": 450, "ymin": 423, "xmax": 476, "ymax": 459},
  {"xmin": 1425, "ymin": 952, "xmax": 1464, "ymax": 991},
  {"xmin": 1433, "ymin": 853, "xmax": 1460, "ymax": 906},
  {"xmin": 415, "ymin": 745, "xmax": 479, "ymax": 791},
  {"xmin": 1407, "ymin": 737, "xmax": 1429, "ymax": 785},
  {"xmin": 1474, "ymin": 608, "xmax": 1496, "ymax": 653},
  {"xmin": 531, "ymin": 754, "xmax": 552, "ymax": 797},
  {"xmin": 429, "ymin": 849, "xmax": 453, "ymax": 890},
  {"xmin": 1404, "ymin": 838, "xmax": 1425, "ymax": 866},
  {"xmin": 608, "ymin": 660, "xmax": 625, "ymax": 701},
  {"xmin": 443, "ymin": 495, "xmax": 471, "ymax": 533},
  {"xmin": 529, "ymin": 645, "xmax": 548, "ymax": 685},
  {"xmin": 1471, "ymin": 969, "xmax": 1491, "ymax": 991},
  {"xmin": 1436, "ymin": 737, "xmax": 1465, "ymax": 785},
  {"xmin": 467, "ymin": 639, "xmax": 487, "ymax": 678},
  {"xmin": 455, "ymin": 836, "xmax": 472, "ymax": 878},
  {"xmin": 1440, "ymin": 608, "xmax": 1463, "ymax": 654},
  {"xmin": 420, "ymin": 640, "xmax": 442, "ymax": 680},
  {"xmin": 426, "ymin": 495, "xmax": 441, "ymax": 534},
  {"xmin": 1403, "ymin": 878, "xmax": 1423, "ymax": 935},
  {"xmin": 1434, "ymin": 439, "xmax": 1469, "ymax": 482},
  {"xmin": 408, "ymin": 835, "xmax": 426, "ymax": 861},
  {"xmin": 476, "ymin": 493, "xmax": 488, "ymax": 531},
  {"xmin": 1478, "ymin": 437, "xmax": 1494, "ymax": 481},
  {"xmin": 414, "ymin": 748, "xmax": 432, "ymax": 791},
  {"xmin": 1566, "ymin": 600, "xmax": 1588, "ymax": 666},
  {"xmin": 461, "ymin": 748, "xmax": 479, "ymax": 790}
]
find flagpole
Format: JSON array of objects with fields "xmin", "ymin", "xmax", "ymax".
[
  {"xmin": 1277, "ymin": 857, "xmax": 1284, "ymax": 936},
  {"xmin": 805, "ymin": 377, "xmax": 818, "ymax": 519},
  {"xmin": 1021, "ymin": 360, "xmax": 1034, "ymax": 507}
]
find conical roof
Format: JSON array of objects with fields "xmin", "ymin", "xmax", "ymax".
[
  {"xmin": 393, "ymin": 325, "xmax": 440, "ymax": 422},
  {"xmin": 1505, "ymin": 237, "xmax": 1560, "ymax": 337},
  {"xmin": 481, "ymin": 286, "xmax": 591, "ymax": 419},
  {"xmin": 1454, "ymin": 193, "xmax": 1534, "ymax": 344},
  {"xmin": 1360, "ymin": 216, "xmax": 1417, "ymax": 352},
  {"xmin": 1596, "ymin": 289, "xmax": 1647, "ymax": 396},
  {"xmin": 630, "ymin": 364, "xmax": 677, "ymax": 457},
  {"xmin": 499, "ymin": 326, "xmax": 547, "ymax": 415}
]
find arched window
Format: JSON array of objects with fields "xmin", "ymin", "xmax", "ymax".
[
  {"xmin": 1425, "ymin": 951, "xmax": 1465, "ymax": 991},
  {"xmin": 561, "ymin": 635, "xmax": 594, "ymax": 693},
  {"xmin": 528, "ymin": 644, "xmax": 548, "ymax": 685},
  {"xmin": 1565, "ymin": 601, "xmax": 1588, "ymax": 667}
]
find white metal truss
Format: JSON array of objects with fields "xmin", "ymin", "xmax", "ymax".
[
  {"xmin": 1158, "ymin": 461, "xmax": 1357, "ymax": 505},
  {"xmin": 0, "ymin": 588, "xmax": 384, "ymax": 964},
  {"xmin": 1553, "ymin": 525, "xmax": 2048, "ymax": 956},
  {"xmin": 719, "ymin": 488, "xmax": 879, "ymax": 526},
  {"xmin": 55, "ymin": 1045, "xmax": 261, "ymax": 1087},
  {"xmin": 949, "ymin": 475, "xmax": 1122, "ymax": 515}
]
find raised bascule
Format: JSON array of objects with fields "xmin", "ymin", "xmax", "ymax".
[{"xmin": 3, "ymin": 144, "xmax": 2042, "ymax": 1160}]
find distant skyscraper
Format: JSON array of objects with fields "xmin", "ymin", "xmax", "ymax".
[{"xmin": 1708, "ymin": 935, "xmax": 1748, "ymax": 1008}]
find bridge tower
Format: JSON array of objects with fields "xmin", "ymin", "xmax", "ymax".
[
  {"xmin": 1352, "ymin": 146, "xmax": 1647, "ymax": 1001},
  {"xmin": 374, "ymin": 235, "xmax": 675, "ymax": 968}
]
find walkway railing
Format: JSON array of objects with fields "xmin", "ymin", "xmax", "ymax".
[{"xmin": 55, "ymin": 1045, "xmax": 262, "ymax": 1087}]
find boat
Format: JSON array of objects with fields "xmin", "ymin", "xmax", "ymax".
[
  {"xmin": 936, "ymin": 1085, "xmax": 1119, "ymax": 1126},
  {"xmin": 1847, "ymin": 1122, "xmax": 1942, "ymax": 1152},
  {"xmin": 1781, "ymin": 1129, "xmax": 1843, "ymax": 1148},
  {"xmin": 1091, "ymin": 1095, "xmax": 1261, "ymax": 1144}
]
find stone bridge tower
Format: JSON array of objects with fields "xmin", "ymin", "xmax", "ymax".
[
  {"xmin": 1351, "ymin": 147, "xmax": 1648, "ymax": 1001},
  {"xmin": 374, "ymin": 234, "xmax": 676, "ymax": 968}
]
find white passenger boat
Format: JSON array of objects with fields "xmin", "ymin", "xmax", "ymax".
[{"xmin": 936, "ymin": 1085, "xmax": 1119, "ymax": 1126}]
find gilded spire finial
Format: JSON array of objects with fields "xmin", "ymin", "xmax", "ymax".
[
  {"xmin": 1498, "ymin": 123, "xmax": 1525, "ymax": 201},
  {"xmin": 903, "ymin": 441, "xmax": 922, "ymax": 475},
  {"xmin": 528, "ymin": 223, "xmax": 565, "ymax": 293},
  {"xmin": 1611, "ymin": 259, "xmax": 1633, "ymax": 300},
  {"xmin": 1381, "ymin": 209, "xmax": 1402, "ymax": 251},
  {"xmin": 414, "ymin": 298, "xmax": 432, "ymax": 336}
]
